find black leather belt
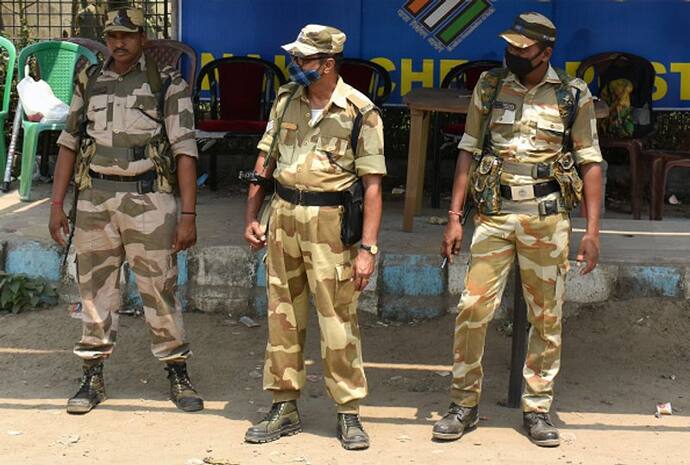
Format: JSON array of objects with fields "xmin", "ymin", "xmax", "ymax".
[
  {"xmin": 89, "ymin": 170, "xmax": 157, "ymax": 194},
  {"xmin": 500, "ymin": 180, "xmax": 560, "ymax": 201},
  {"xmin": 276, "ymin": 183, "xmax": 345, "ymax": 206},
  {"xmin": 94, "ymin": 145, "xmax": 147, "ymax": 161},
  {"xmin": 89, "ymin": 169, "xmax": 156, "ymax": 183}
]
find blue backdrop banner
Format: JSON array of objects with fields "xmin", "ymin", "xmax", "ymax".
[{"xmin": 181, "ymin": 0, "xmax": 690, "ymax": 109}]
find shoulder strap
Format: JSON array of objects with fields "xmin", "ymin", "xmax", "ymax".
[
  {"xmin": 554, "ymin": 68, "xmax": 581, "ymax": 150},
  {"xmin": 345, "ymin": 86, "xmax": 378, "ymax": 156},
  {"xmin": 144, "ymin": 54, "xmax": 172, "ymax": 125},
  {"xmin": 145, "ymin": 53, "xmax": 162, "ymax": 94},
  {"xmin": 79, "ymin": 63, "xmax": 103, "ymax": 133},
  {"xmin": 477, "ymin": 67, "xmax": 509, "ymax": 151},
  {"xmin": 350, "ymin": 105, "xmax": 380, "ymax": 155},
  {"xmin": 263, "ymin": 83, "xmax": 300, "ymax": 169},
  {"xmin": 81, "ymin": 63, "xmax": 103, "ymax": 111},
  {"xmin": 554, "ymin": 68, "xmax": 576, "ymax": 122}
]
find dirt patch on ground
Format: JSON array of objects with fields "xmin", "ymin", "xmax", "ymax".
[{"xmin": 1, "ymin": 298, "xmax": 689, "ymax": 465}]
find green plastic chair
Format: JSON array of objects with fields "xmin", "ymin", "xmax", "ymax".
[
  {"xmin": 0, "ymin": 36, "xmax": 17, "ymax": 181},
  {"xmin": 17, "ymin": 41, "xmax": 97, "ymax": 201}
]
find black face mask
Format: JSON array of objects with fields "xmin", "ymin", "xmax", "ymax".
[{"xmin": 504, "ymin": 48, "xmax": 543, "ymax": 77}]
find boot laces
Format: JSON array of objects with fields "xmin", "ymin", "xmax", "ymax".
[
  {"xmin": 76, "ymin": 365, "xmax": 102, "ymax": 396},
  {"xmin": 447, "ymin": 403, "xmax": 473, "ymax": 420},
  {"xmin": 166, "ymin": 364, "xmax": 195, "ymax": 395},
  {"xmin": 343, "ymin": 414, "xmax": 363, "ymax": 430},
  {"xmin": 529, "ymin": 412, "xmax": 554, "ymax": 427},
  {"xmin": 262, "ymin": 402, "xmax": 287, "ymax": 423}
]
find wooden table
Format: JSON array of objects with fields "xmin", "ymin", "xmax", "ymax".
[{"xmin": 402, "ymin": 87, "xmax": 610, "ymax": 232}]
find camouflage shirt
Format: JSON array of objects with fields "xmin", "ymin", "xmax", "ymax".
[
  {"xmin": 57, "ymin": 53, "xmax": 198, "ymax": 177},
  {"xmin": 458, "ymin": 64, "xmax": 603, "ymax": 186},
  {"xmin": 257, "ymin": 77, "xmax": 386, "ymax": 192}
]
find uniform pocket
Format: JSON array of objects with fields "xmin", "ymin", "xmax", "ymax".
[
  {"xmin": 334, "ymin": 263, "xmax": 356, "ymax": 309},
  {"xmin": 87, "ymin": 94, "xmax": 109, "ymax": 131},
  {"xmin": 124, "ymin": 94, "xmax": 160, "ymax": 132},
  {"xmin": 276, "ymin": 122, "xmax": 297, "ymax": 164},
  {"xmin": 312, "ymin": 135, "xmax": 351, "ymax": 173},
  {"xmin": 534, "ymin": 114, "xmax": 566, "ymax": 147}
]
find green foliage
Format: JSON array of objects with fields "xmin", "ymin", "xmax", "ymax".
[
  {"xmin": 648, "ymin": 111, "xmax": 690, "ymax": 150},
  {"xmin": 0, "ymin": 273, "xmax": 59, "ymax": 314}
]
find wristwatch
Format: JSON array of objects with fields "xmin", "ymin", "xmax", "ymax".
[{"xmin": 360, "ymin": 243, "xmax": 379, "ymax": 255}]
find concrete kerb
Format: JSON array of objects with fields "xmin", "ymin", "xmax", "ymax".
[{"xmin": 2, "ymin": 238, "xmax": 689, "ymax": 320}]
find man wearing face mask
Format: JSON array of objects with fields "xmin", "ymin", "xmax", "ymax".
[
  {"xmin": 242, "ymin": 25, "xmax": 386, "ymax": 450},
  {"xmin": 432, "ymin": 12, "xmax": 603, "ymax": 447}
]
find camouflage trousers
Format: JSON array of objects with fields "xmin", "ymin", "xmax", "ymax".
[
  {"xmin": 451, "ymin": 212, "xmax": 570, "ymax": 413},
  {"xmin": 73, "ymin": 186, "xmax": 190, "ymax": 362},
  {"xmin": 263, "ymin": 198, "xmax": 367, "ymax": 413}
]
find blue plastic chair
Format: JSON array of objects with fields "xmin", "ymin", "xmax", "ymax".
[
  {"xmin": 17, "ymin": 41, "xmax": 97, "ymax": 201},
  {"xmin": 0, "ymin": 36, "xmax": 17, "ymax": 181}
]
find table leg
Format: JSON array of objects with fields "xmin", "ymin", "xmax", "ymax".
[
  {"xmin": 403, "ymin": 109, "xmax": 429, "ymax": 232},
  {"xmin": 508, "ymin": 264, "xmax": 528, "ymax": 408},
  {"xmin": 415, "ymin": 111, "xmax": 431, "ymax": 215}
]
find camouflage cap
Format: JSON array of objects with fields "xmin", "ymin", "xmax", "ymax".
[
  {"xmin": 281, "ymin": 24, "xmax": 346, "ymax": 57},
  {"xmin": 104, "ymin": 7, "xmax": 145, "ymax": 33},
  {"xmin": 500, "ymin": 12, "xmax": 556, "ymax": 49}
]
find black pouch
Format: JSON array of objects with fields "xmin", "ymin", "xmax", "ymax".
[{"xmin": 341, "ymin": 179, "xmax": 364, "ymax": 246}]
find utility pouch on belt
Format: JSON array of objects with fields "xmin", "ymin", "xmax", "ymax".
[
  {"xmin": 553, "ymin": 152, "xmax": 583, "ymax": 211},
  {"xmin": 472, "ymin": 152, "xmax": 503, "ymax": 215},
  {"xmin": 341, "ymin": 179, "xmax": 364, "ymax": 247}
]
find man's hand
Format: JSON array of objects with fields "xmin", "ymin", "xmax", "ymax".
[
  {"xmin": 353, "ymin": 249, "xmax": 375, "ymax": 291},
  {"xmin": 244, "ymin": 220, "xmax": 266, "ymax": 250},
  {"xmin": 576, "ymin": 233, "xmax": 599, "ymax": 275},
  {"xmin": 440, "ymin": 219, "xmax": 463, "ymax": 264},
  {"xmin": 172, "ymin": 215, "xmax": 197, "ymax": 253},
  {"xmin": 49, "ymin": 206, "xmax": 70, "ymax": 247}
]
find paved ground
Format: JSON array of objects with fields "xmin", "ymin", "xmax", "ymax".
[{"xmin": 3, "ymin": 182, "xmax": 690, "ymax": 265}]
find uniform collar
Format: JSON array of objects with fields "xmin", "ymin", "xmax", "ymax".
[
  {"xmin": 330, "ymin": 77, "xmax": 349, "ymax": 109},
  {"xmin": 505, "ymin": 62, "xmax": 560, "ymax": 87},
  {"xmin": 296, "ymin": 76, "xmax": 349, "ymax": 110}
]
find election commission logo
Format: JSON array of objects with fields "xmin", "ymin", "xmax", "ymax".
[{"xmin": 399, "ymin": 0, "xmax": 495, "ymax": 52}]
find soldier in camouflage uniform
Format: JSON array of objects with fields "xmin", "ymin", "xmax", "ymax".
[
  {"xmin": 243, "ymin": 25, "xmax": 386, "ymax": 450},
  {"xmin": 48, "ymin": 7, "xmax": 203, "ymax": 414},
  {"xmin": 433, "ymin": 12, "xmax": 603, "ymax": 447}
]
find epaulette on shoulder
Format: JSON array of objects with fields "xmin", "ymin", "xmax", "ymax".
[
  {"xmin": 78, "ymin": 62, "xmax": 102, "ymax": 94},
  {"xmin": 80, "ymin": 62, "xmax": 101, "ymax": 83},
  {"xmin": 159, "ymin": 64, "xmax": 179, "ymax": 81},
  {"xmin": 345, "ymin": 86, "xmax": 377, "ymax": 115},
  {"xmin": 477, "ymin": 67, "xmax": 508, "ymax": 113}
]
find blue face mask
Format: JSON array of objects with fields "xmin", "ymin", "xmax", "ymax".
[{"xmin": 287, "ymin": 60, "xmax": 322, "ymax": 87}]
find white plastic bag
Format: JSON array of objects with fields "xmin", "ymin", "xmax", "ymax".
[{"xmin": 16, "ymin": 76, "xmax": 70, "ymax": 124}]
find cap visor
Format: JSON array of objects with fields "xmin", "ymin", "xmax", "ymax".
[
  {"xmin": 499, "ymin": 30, "xmax": 537, "ymax": 49},
  {"xmin": 280, "ymin": 41, "xmax": 320, "ymax": 57},
  {"xmin": 104, "ymin": 25, "xmax": 140, "ymax": 33}
]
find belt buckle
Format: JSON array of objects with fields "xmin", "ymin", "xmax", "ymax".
[
  {"xmin": 510, "ymin": 185, "xmax": 534, "ymax": 201},
  {"xmin": 538, "ymin": 199, "xmax": 556, "ymax": 216},
  {"xmin": 531, "ymin": 163, "xmax": 551, "ymax": 179},
  {"xmin": 296, "ymin": 189, "xmax": 304, "ymax": 205},
  {"xmin": 137, "ymin": 178, "xmax": 153, "ymax": 194}
]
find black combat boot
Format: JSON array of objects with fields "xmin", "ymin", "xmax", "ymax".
[
  {"xmin": 245, "ymin": 400, "xmax": 303, "ymax": 444},
  {"xmin": 165, "ymin": 362, "xmax": 204, "ymax": 412},
  {"xmin": 66, "ymin": 362, "xmax": 107, "ymax": 414},
  {"xmin": 336, "ymin": 413, "xmax": 369, "ymax": 450},
  {"xmin": 523, "ymin": 412, "xmax": 560, "ymax": 447},
  {"xmin": 432, "ymin": 402, "xmax": 479, "ymax": 440}
]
